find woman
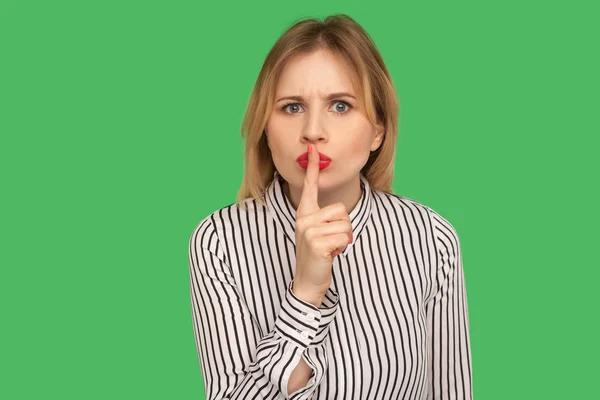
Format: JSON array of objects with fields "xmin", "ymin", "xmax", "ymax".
[{"xmin": 189, "ymin": 14, "xmax": 472, "ymax": 400}]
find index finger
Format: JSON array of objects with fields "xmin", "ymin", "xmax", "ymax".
[{"xmin": 297, "ymin": 143, "xmax": 320, "ymax": 218}]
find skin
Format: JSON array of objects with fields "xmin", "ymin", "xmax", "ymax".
[{"xmin": 264, "ymin": 49, "xmax": 384, "ymax": 214}]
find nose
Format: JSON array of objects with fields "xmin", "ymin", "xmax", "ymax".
[{"xmin": 301, "ymin": 113, "xmax": 327, "ymax": 144}]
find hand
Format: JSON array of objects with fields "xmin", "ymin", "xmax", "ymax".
[{"xmin": 292, "ymin": 142, "xmax": 353, "ymax": 303}]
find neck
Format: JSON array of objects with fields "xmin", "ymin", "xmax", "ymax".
[{"xmin": 283, "ymin": 174, "xmax": 363, "ymax": 215}]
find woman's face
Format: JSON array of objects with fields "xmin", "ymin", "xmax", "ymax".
[{"xmin": 265, "ymin": 49, "xmax": 384, "ymax": 191}]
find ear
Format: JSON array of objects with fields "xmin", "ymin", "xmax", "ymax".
[{"xmin": 370, "ymin": 123, "xmax": 385, "ymax": 152}]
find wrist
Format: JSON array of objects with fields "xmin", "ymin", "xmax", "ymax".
[{"xmin": 291, "ymin": 282, "xmax": 323, "ymax": 308}]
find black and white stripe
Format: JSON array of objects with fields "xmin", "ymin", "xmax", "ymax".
[{"xmin": 189, "ymin": 170, "xmax": 472, "ymax": 399}]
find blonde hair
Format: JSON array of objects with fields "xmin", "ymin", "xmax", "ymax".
[{"xmin": 236, "ymin": 13, "xmax": 400, "ymax": 210}]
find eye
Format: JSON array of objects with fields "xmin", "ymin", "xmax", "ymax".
[
  {"xmin": 281, "ymin": 102, "xmax": 304, "ymax": 114},
  {"xmin": 331, "ymin": 100, "xmax": 352, "ymax": 114},
  {"xmin": 280, "ymin": 100, "xmax": 353, "ymax": 115}
]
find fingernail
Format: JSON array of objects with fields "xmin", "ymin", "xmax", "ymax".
[
  {"xmin": 349, "ymin": 234, "xmax": 353, "ymax": 243},
  {"xmin": 308, "ymin": 143, "xmax": 312, "ymax": 152}
]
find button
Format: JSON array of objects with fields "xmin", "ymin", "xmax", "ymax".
[
  {"xmin": 300, "ymin": 331, "xmax": 310, "ymax": 339},
  {"xmin": 306, "ymin": 313, "xmax": 316, "ymax": 322}
]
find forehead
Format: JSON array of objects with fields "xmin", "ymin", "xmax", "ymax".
[{"xmin": 275, "ymin": 50, "xmax": 356, "ymax": 96}]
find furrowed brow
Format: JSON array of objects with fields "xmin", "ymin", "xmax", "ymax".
[{"xmin": 276, "ymin": 92, "xmax": 356, "ymax": 103}]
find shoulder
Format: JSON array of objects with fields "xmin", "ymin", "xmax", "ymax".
[
  {"xmin": 372, "ymin": 189, "xmax": 437, "ymax": 226},
  {"xmin": 372, "ymin": 189, "xmax": 459, "ymax": 242},
  {"xmin": 373, "ymin": 189, "xmax": 432, "ymax": 214},
  {"xmin": 189, "ymin": 197, "xmax": 268, "ymax": 245}
]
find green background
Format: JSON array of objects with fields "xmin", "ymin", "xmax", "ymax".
[{"xmin": 1, "ymin": 0, "xmax": 598, "ymax": 398}]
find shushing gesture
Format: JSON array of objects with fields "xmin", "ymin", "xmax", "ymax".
[{"xmin": 292, "ymin": 143, "xmax": 353, "ymax": 307}]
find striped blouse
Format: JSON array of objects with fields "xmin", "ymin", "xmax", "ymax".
[{"xmin": 188, "ymin": 170, "xmax": 473, "ymax": 400}]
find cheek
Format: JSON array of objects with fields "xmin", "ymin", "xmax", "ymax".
[
  {"xmin": 346, "ymin": 133, "xmax": 371, "ymax": 155},
  {"xmin": 268, "ymin": 135, "xmax": 284, "ymax": 151},
  {"xmin": 267, "ymin": 113, "xmax": 290, "ymax": 132},
  {"xmin": 265, "ymin": 120, "xmax": 290, "ymax": 148},
  {"xmin": 342, "ymin": 136, "xmax": 373, "ymax": 167},
  {"xmin": 266, "ymin": 135, "xmax": 291, "ymax": 163}
]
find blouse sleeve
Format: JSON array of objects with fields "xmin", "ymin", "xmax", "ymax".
[
  {"xmin": 188, "ymin": 218, "xmax": 339, "ymax": 400},
  {"xmin": 426, "ymin": 209, "xmax": 473, "ymax": 399}
]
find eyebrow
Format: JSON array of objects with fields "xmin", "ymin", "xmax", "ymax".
[{"xmin": 275, "ymin": 92, "xmax": 357, "ymax": 103}]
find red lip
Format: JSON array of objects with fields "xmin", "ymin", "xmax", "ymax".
[
  {"xmin": 296, "ymin": 151, "xmax": 331, "ymax": 162},
  {"xmin": 296, "ymin": 159, "xmax": 331, "ymax": 170}
]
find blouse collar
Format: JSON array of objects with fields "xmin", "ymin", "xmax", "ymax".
[{"xmin": 264, "ymin": 169, "xmax": 373, "ymax": 257}]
